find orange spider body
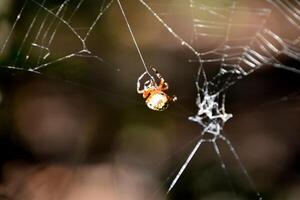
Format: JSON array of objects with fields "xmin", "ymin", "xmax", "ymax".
[{"xmin": 137, "ymin": 68, "xmax": 177, "ymax": 111}]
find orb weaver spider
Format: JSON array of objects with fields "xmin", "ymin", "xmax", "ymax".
[{"xmin": 137, "ymin": 67, "xmax": 177, "ymax": 111}]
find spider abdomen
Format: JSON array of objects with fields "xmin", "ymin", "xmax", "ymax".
[{"xmin": 146, "ymin": 91, "xmax": 169, "ymax": 111}]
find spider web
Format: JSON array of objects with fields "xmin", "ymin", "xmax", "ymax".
[
  {"xmin": 138, "ymin": 0, "xmax": 300, "ymax": 90},
  {"xmin": 133, "ymin": 0, "xmax": 300, "ymax": 199},
  {"xmin": 0, "ymin": 0, "xmax": 119, "ymax": 199},
  {"xmin": 0, "ymin": 0, "xmax": 299, "ymax": 199},
  {"xmin": 0, "ymin": 0, "xmax": 113, "ymax": 74}
]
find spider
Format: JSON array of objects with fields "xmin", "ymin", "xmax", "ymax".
[{"xmin": 137, "ymin": 67, "xmax": 177, "ymax": 111}]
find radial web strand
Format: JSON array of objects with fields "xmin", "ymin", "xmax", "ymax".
[{"xmin": 137, "ymin": 0, "xmax": 300, "ymax": 198}]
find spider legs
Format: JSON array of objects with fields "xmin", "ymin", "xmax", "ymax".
[
  {"xmin": 151, "ymin": 67, "xmax": 162, "ymax": 79},
  {"xmin": 137, "ymin": 68, "xmax": 177, "ymax": 102},
  {"xmin": 137, "ymin": 71, "xmax": 148, "ymax": 93},
  {"xmin": 151, "ymin": 67, "xmax": 169, "ymax": 90}
]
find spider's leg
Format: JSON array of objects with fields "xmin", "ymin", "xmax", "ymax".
[
  {"xmin": 152, "ymin": 67, "xmax": 165, "ymax": 83},
  {"xmin": 152, "ymin": 67, "xmax": 170, "ymax": 90},
  {"xmin": 167, "ymin": 128, "xmax": 207, "ymax": 193},
  {"xmin": 137, "ymin": 71, "xmax": 148, "ymax": 93},
  {"xmin": 151, "ymin": 67, "xmax": 162, "ymax": 79},
  {"xmin": 219, "ymin": 134, "xmax": 262, "ymax": 199},
  {"xmin": 144, "ymin": 80, "xmax": 152, "ymax": 88},
  {"xmin": 143, "ymin": 90, "xmax": 150, "ymax": 99},
  {"xmin": 150, "ymin": 67, "xmax": 163, "ymax": 88},
  {"xmin": 170, "ymin": 94, "xmax": 177, "ymax": 102},
  {"xmin": 162, "ymin": 81, "xmax": 169, "ymax": 90}
]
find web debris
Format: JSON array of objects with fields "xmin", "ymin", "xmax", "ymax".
[
  {"xmin": 168, "ymin": 87, "xmax": 233, "ymax": 192},
  {"xmin": 138, "ymin": 0, "xmax": 300, "ymax": 198}
]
